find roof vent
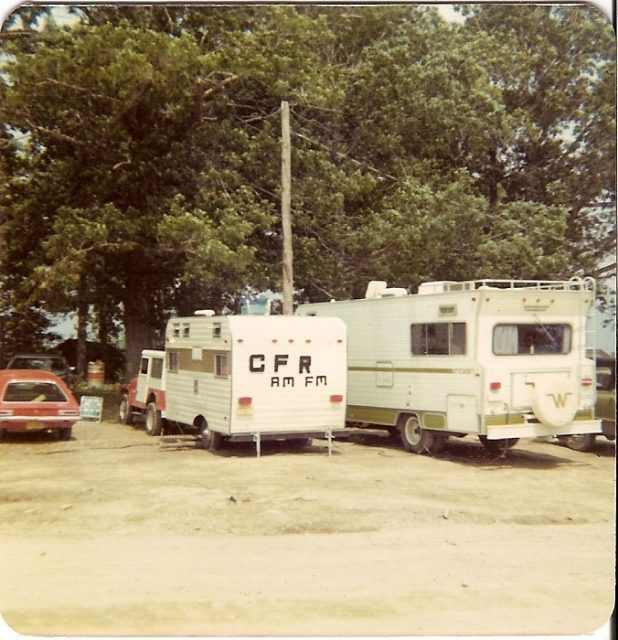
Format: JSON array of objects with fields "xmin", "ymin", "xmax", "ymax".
[
  {"xmin": 381, "ymin": 287, "xmax": 407, "ymax": 297},
  {"xmin": 365, "ymin": 281, "xmax": 387, "ymax": 299},
  {"xmin": 194, "ymin": 309, "xmax": 215, "ymax": 317}
]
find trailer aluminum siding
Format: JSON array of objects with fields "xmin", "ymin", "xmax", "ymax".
[{"xmin": 164, "ymin": 315, "xmax": 347, "ymax": 437}]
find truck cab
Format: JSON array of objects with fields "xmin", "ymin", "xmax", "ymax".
[{"xmin": 119, "ymin": 350, "xmax": 166, "ymax": 435}]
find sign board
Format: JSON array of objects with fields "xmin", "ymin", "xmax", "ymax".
[{"xmin": 80, "ymin": 395, "xmax": 103, "ymax": 422}]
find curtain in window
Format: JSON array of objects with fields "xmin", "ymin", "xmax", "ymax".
[{"xmin": 493, "ymin": 325, "xmax": 518, "ymax": 355}]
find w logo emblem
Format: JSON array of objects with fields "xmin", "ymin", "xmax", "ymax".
[{"xmin": 547, "ymin": 392, "xmax": 572, "ymax": 408}]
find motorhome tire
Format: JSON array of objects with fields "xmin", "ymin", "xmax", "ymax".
[
  {"xmin": 557, "ymin": 433, "xmax": 596, "ymax": 452},
  {"xmin": 399, "ymin": 415, "xmax": 433, "ymax": 454},
  {"xmin": 145, "ymin": 402, "xmax": 163, "ymax": 436},
  {"xmin": 118, "ymin": 395, "xmax": 133, "ymax": 425},
  {"xmin": 426, "ymin": 432, "xmax": 448, "ymax": 454},
  {"xmin": 198, "ymin": 420, "xmax": 221, "ymax": 452},
  {"xmin": 478, "ymin": 435, "xmax": 519, "ymax": 453}
]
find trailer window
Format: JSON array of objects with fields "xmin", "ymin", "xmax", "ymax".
[
  {"xmin": 493, "ymin": 324, "xmax": 571, "ymax": 355},
  {"xmin": 215, "ymin": 354, "xmax": 229, "ymax": 377},
  {"xmin": 411, "ymin": 323, "xmax": 466, "ymax": 355},
  {"xmin": 168, "ymin": 351, "xmax": 179, "ymax": 373}
]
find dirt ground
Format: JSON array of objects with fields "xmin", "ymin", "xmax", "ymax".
[{"xmin": 0, "ymin": 413, "xmax": 615, "ymax": 638}]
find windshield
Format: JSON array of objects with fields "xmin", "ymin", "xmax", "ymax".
[
  {"xmin": 493, "ymin": 324, "xmax": 571, "ymax": 355},
  {"xmin": 3, "ymin": 381, "xmax": 68, "ymax": 403},
  {"xmin": 10, "ymin": 357, "xmax": 66, "ymax": 373}
]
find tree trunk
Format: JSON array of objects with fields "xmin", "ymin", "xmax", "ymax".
[
  {"xmin": 76, "ymin": 273, "xmax": 88, "ymax": 381},
  {"xmin": 122, "ymin": 278, "xmax": 158, "ymax": 381}
]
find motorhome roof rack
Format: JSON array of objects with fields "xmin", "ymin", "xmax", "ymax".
[{"xmin": 417, "ymin": 276, "xmax": 595, "ymax": 294}]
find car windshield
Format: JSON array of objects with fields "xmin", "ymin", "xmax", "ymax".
[
  {"xmin": 597, "ymin": 363, "xmax": 616, "ymax": 391},
  {"xmin": 3, "ymin": 382, "xmax": 68, "ymax": 403},
  {"xmin": 10, "ymin": 357, "xmax": 66, "ymax": 374}
]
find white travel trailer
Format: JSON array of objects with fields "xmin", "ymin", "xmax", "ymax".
[
  {"xmin": 121, "ymin": 314, "xmax": 347, "ymax": 455},
  {"xmin": 297, "ymin": 277, "xmax": 601, "ymax": 454}
]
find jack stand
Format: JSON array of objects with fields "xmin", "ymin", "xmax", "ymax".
[
  {"xmin": 253, "ymin": 432, "xmax": 261, "ymax": 458},
  {"xmin": 326, "ymin": 429, "xmax": 333, "ymax": 457}
]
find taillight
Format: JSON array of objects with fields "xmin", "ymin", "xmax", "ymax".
[
  {"xmin": 0, "ymin": 410, "xmax": 13, "ymax": 417},
  {"xmin": 329, "ymin": 394, "xmax": 343, "ymax": 403},
  {"xmin": 581, "ymin": 378, "xmax": 593, "ymax": 387},
  {"xmin": 238, "ymin": 397, "xmax": 252, "ymax": 406},
  {"xmin": 489, "ymin": 382, "xmax": 501, "ymax": 392}
]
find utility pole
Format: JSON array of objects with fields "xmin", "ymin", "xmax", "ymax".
[{"xmin": 281, "ymin": 100, "xmax": 294, "ymax": 315}]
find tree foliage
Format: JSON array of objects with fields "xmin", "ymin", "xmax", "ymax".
[{"xmin": 1, "ymin": 4, "xmax": 614, "ymax": 373}]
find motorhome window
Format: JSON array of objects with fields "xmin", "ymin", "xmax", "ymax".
[
  {"xmin": 172, "ymin": 324, "xmax": 180, "ymax": 338},
  {"xmin": 168, "ymin": 351, "xmax": 178, "ymax": 373},
  {"xmin": 493, "ymin": 324, "xmax": 571, "ymax": 355},
  {"xmin": 213, "ymin": 323, "xmax": 221, "ymax": 338},
  {"xmin": 140, "ymin": 358, "xmax": 149, "ymax": 375},
  {"xmin": 411, "ymin": 323, "xmax": 466, "ymax": 355},
  {"xmin": 215, "ymin": 354, "xmax": 229, "ymax": 377},
  {"xmin": 151, "ymin": 358, "xmax": 164, "ymax": 379},
  {"xmin": 182, "ymin": 323, "xmax": 190, "ymax": 337}
]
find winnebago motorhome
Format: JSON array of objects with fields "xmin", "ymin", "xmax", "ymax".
[
  {"xmin": 119, "ymin": 315, "xmax": 347, "ymax": 455},
  {"xmin": 297, "ymin": 277, "xmax": 601, "ymax": 454}
]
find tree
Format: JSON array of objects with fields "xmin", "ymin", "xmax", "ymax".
[
  {"xmin": 1, "ymin": 21, "xmax": 252, "ymax": 375},
  {"xmin": 460, "ymin": 4, "xmax": 616, "ymax": 272},
  {"xmin": 1, "ymin": 4, "xmax": 613, "ymax": 373}
]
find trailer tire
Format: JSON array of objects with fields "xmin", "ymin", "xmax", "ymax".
[
  {"xmin": 145, "ymin": 402, "xmax": 163, "ymax": 436},
  {"xmin": 478, "ymin": 435, "xmax": 519, "ymax": 454},
  {"xmin": 557, "ymin": 433, "xmax": 596, "ymax": 452},
  {"xmin": 198, "ymin": 419, "xmax": 221, "ymax": 452},
  {"xmin": 399, "ymin": 415, "xmax": 434, "ymax": 454},
  {"xmin": 118, "ymin": 395, "xmax": 133, "ymax": 425}
]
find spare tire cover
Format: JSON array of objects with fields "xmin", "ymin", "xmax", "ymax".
[{"xmin": 532, "ymin": 378, "xmax": 578, "ymax": 428}]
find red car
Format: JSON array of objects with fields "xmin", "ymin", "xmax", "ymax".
[{"xmin": 0, "ymin": 369, "xmax": 80, "ymax": 441}]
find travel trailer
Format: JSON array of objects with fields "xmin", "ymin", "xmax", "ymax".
[
  {"xmin": 119, "ymin": 315, "xmax": 347, "ymax": 455},
  {"xmin": 297, "ymin": 277, "xmax": 601, "ymax": 454}
]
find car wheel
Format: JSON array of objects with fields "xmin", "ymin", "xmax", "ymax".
[
  {"xmin": 118, "ymin": 395, "xmax": 133, "ymax": 425},
  {"xmin": 58, "ymin": 427, "xmax": 72, "ymax": 441},
  {"xmin": 145, "ymin": 402, "xmax": 162, "ymax": 436},
  {"xmin": 558, "ymin": 433, "xmax": 596, "ymax": 452}
]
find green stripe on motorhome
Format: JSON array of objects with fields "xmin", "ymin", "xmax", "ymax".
[
  {"xmin": 346, "ymin": 406, "xmax": 399, "ymax": 425},
  {"xmin": 348, "ymin": 366, "xmax": 473, "ymax": 374},
  {"xmin": 346, "ymin": 407, "xmax": 447, "ymax": 428}
]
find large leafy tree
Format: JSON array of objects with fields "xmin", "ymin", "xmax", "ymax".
[
  {"xmin": 1, "ymin": 4, "xmax": 614, "ymax": 373},
  {"xmin": 1, "ymin": 19, "xmax": 262, "ymax": 374},
  {"xmin": 460, "ymin": 4, "xmax": 616, "ymax": 271}
]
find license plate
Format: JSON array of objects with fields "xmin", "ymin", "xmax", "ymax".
[{"xmin": 26, "ymin": 421, "xmax": 44, "ymax": 430}]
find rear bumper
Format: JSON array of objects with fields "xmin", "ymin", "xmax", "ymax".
[
  {"xmin": 485, "ymin": 419, "xmax": 602, "ymax": 440},
  {"xmin": 0, "ymin": 416, "xmax": 78, "ymax": 431}
]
